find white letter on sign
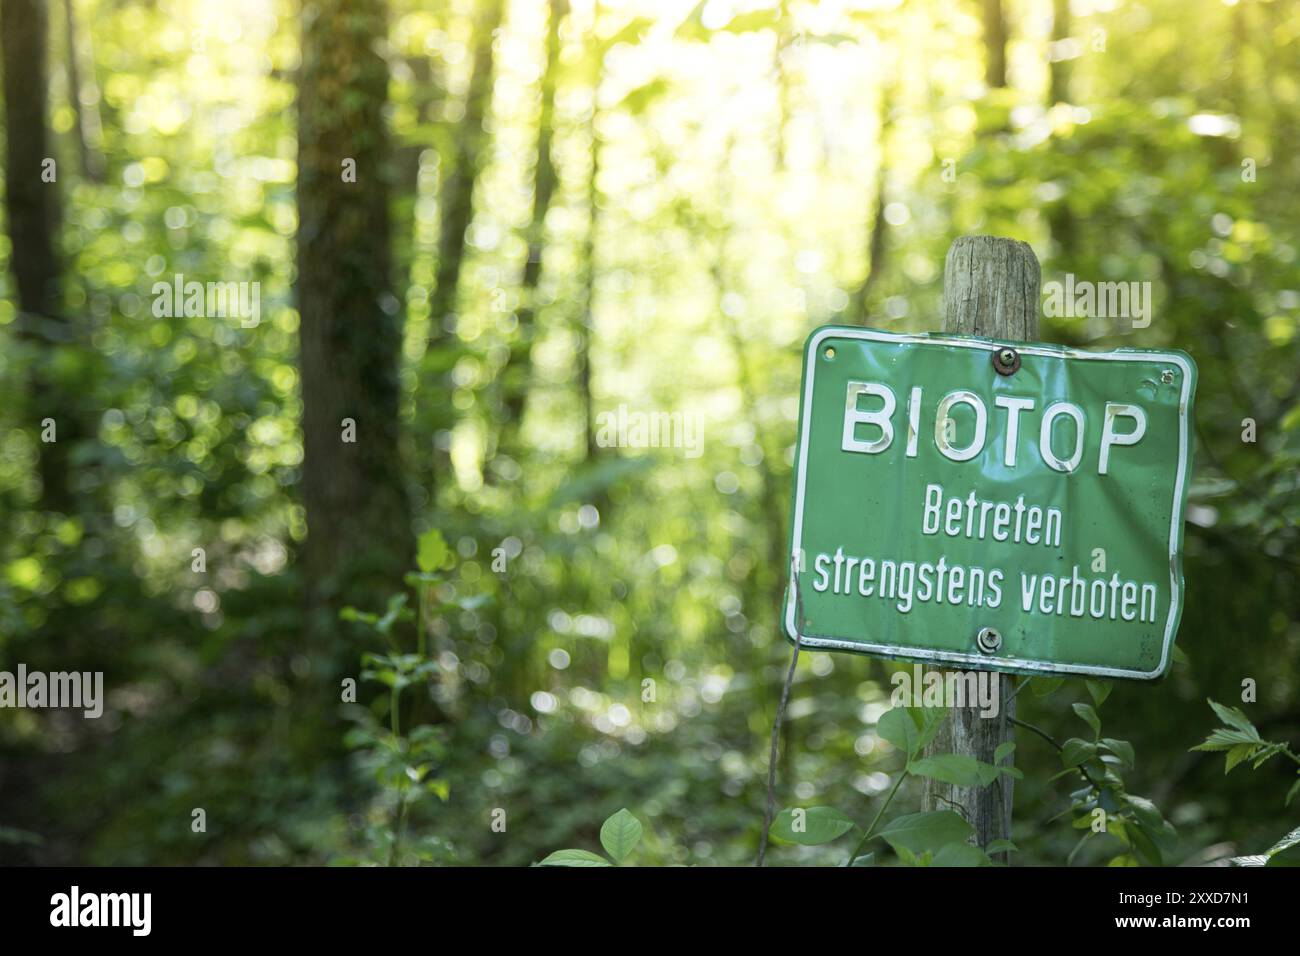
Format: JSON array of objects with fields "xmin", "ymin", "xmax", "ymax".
[
  {"xmin": 935, "ymin": 391, "xmax": 986, "ymax": 462},
  {"xmin": 1099, "ymin": 403, "xmax": 1147, "ymax": 475},
  {"xmin": 842, "ymin": 382, "xmax": 895, "ymax": 454},
  {"xmin": 993, "ymin": 395, "xmax": 1035, "ymax": 467},
  {"xmin": 1039, "ymin": 401, "xmax": 1085, "ymax": 472}
]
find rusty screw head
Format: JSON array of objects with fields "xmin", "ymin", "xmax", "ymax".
[
  {"xmin": 991, "ymin": 347, "xmax": 1021, "ymax": 376},
  {"xmin": 977, "ymin": 627, "xmax": 1002, "ymax": 654}
]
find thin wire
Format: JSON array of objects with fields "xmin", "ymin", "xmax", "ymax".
[{"xmin": 757, "ymin": 554, "xmax": 804, "ymax": 867}]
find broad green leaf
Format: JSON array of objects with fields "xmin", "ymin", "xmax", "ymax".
[
  {"xmin": 932, "ymin": 843, "xmax": 992, "ymax": 867},
  {"xmin": 877, "ymin": 707, "xmax": 921, "ymax": 758},
  {"xmin": 599, "ymin": 808, "xmax": 643, "ymax": 862},
  {"xmin": 1129, "ymin": 821, "xmax": 1165, "ymax": 866},
  {"xmin": 1100, "ymin": 737, "xmax": 1135, "ymax": 768},
  {"xmin": 1061, "ymin": 738, "xmax": 1096, "ymax": 768},
  {"xmin": 1085, "ymin": 680, "xmax": 1113, "ymax": 708},
  {"xmin": 913, "ymin": 707, "xmax": 947, "ymax": 751},
  {"xmin": 893, "ymin": 845, "xmax": 924, "ymax": 867},
  {"xmin": 1072, "ymin": 702, "xmax": 1102, "ymax": 738},
  {"xmin": 538, "ymin": 849, "xmax": 611, "ymax": 867},
  {"xmin": 1032, "ymin": 677, "xmax": 1066, "ymax": 698},
  {"xmin": 877, "ymin": 811, "xmax": 973, "ymax": 855},
  {"xmin": 771, "ymin": 806, "xmax": 857, "ymax": 845},
  {"xmin": 985, "ymin": 839, "xmax": 1019, "ymax": 854},
  {"xmin": 908, "ymin": 754, "xmax": 999, "ymax": 788},
  {"xmin": 994, "ymin": 741, "xmax": 1016, "ymax": 763},
  {"xmin": 416, "ymin": 529, "xmax": 449, "ymax": 574},
  {"xmin": 1122, "ymin": 795, "xmax": 1177, "ymax": 855}
]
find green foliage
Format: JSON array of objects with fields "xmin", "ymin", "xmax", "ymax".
[
  {"xmin": 770, "ymin": 807, "xmax": 858, "ymax": 846},
  {"xmin": 1041, "ymin": 682, "xmax": 1177, "ymax": 867},
  {"xmin": 539, "ymin": 808, "xmax": 644, "ymax": 866},
  {"xmin": 1190, "ymin": 700, "xmax": 1300, "ymax": 866},
  {"xmin": 4, "ymin": 0, "xmax": 1299, "ymax": 870},
  {"xmin": 330, "ymin": 532, "xmax": 476, "ymax": 865},
  {"xmin": 599, "ymin": 808, "xmax": 644, "ymax": 863},
  {"xmin": 1191, "ymin": 699, "xmax": 1297, "ymax": 783},
  {"xmin": 770, "ymin": 707, "xmax": 1016, "ymax": 867},
  {"xmin": 876, "ymin": 811, "xmax": 973, "ymax": 856}
]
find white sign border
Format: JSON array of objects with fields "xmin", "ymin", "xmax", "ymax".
[{"xmin": 784, "ymin": 325, "xmax": 1196, "ymax": 681}]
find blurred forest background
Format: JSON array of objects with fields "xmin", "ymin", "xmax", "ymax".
[{"xmin": 0, "ymin": 0, "xmax": 1298, "ymax": 866}]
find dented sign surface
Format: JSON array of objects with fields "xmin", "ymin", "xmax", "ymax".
[{"xmin": 785, "ymin": 326, "xmax": 1198, "ymax": 680}]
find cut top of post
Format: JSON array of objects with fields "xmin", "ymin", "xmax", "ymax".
[{"xmin": 943, "ymin": 236, "xmax": 1041, "ymax": 340}]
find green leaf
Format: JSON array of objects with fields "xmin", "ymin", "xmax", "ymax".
[
  {"xmin": 877, "ymin": 707, "xmax": 921, "ymax": 758},
  {"xmin": 1207, "ymin": 699, "xmax": 1260, "ymax": 737},
  {"xmin": 1250, "ymin": 743, "xmax": 1283, "ymax": 770},
  {"xmin": 985, "ymin": 839, "xmax": 1019, "ymax": 854},
  {"xmin": 1061, "ymin": 738, "xmax": 1097, "ymax": 768},
  {"xmin": 599, "ymin": 808, "xmax": 643, "ymax": 863},
  {"xmin": 1286, "ymin": 778, "xmax": 1300, "ymax": 807},
  {"xmin": 913, "ymin": 707, "xmax": 947, "ymax": 751},
  {"xmin": 877, "ymin": 811, "xmax": 973, "ymax": 855},
  {"xmin": 994, "ymin": 741, "xmax": 1016, "ymax": 763},
  {"xmin": 538, "ymin": 849, "xmax": 611, "ymax": 867},
  {"xmin": 1072, "ymin": 702, "xmax": 1102, "ymax": 738},
  {"xmin": 1129, "ymin": 820, "xmax": 1165, "ymax": 866},
  {"xmin": 771, "ymin": 807, "xmax": 857, "ymax": 845},
  {"xmin": 1191, "ymin": 728, "xmax": 1262, "ymax": 752},
  {"xmin": 908, "ymin": 754, "xmax": 1000, "ymax": 788},
  {"xmin": 1085, "ymin": 680, "xmax": 1113, "ymax": 708},
  {"xmin": 1100, "ymin": 737, "xmax": 1135, "ymax": 768},
  {"xmin": 848, "ymin": 851, "xmax": 875, "ymax": 867},
  {"xmin": 932, "ymin": 843, "xmax": 992, "ymax": 867},
  {"xmin": 1263, "ymin": 826, "xmax": 1300, "ymax": 866},
  {"xmin": 425, "ymin": 779, "xmax": 450, "ymax": 801},
  {"xmin": 1224, "ymin": 743, "xmax": 1258, "ymax": 774},
  {"xmin": 1032, "ymin": 677, "xmax": 1066, "ymax": 698},
  {"xmin": 416, "ymin": 529, "xmax": 449, "ymax": 574}
]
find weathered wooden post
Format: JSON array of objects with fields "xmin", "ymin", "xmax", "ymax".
[{"xmin": 918, "ymin": 235, "xmax": 1040, "ymax": 857}]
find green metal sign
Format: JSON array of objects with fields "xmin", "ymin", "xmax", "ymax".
[{"xmin": 785, "ymin": 326, "xmax": 1197, "ymax": 680}]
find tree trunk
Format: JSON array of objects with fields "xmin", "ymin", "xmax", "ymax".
[
  {"xmin": 424, "ymin": 0, "xmax": 503, "ymax": 482},
  {"xmin": 2, "ymin": 0, "xmax": 76, "ymax": 513},
  {"xmin": 494, "ymin": 0, "xmax": 567, "ymax": 471},
  {"xmin": 61, "ymin": 0, "xmax": 104, "ymax": 182},
  {"xmin": 920, "ymin": 236, "xmax": 1039, "ymax": 859},
  {"xmin": 1047, "ymin": 0, "xmax": 1076, "ymax": 257},
  {"xmin": 851, "ymin": 80, "xmax": 896, "ymax": 324},
  {"xmin": 1048, "ymin": 0, "xmax": 1071, "ymax": 106},
  {"xmin": 576, "ymin": 84, "xmax": 602, "ymax": 464},
  {"xmin": 297, "ymin": 0, "xmax": 410, "ymax": 670},
  {"xmin": 981, "ymin": 0, "xmax": 1008, "ymax": 89}
]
